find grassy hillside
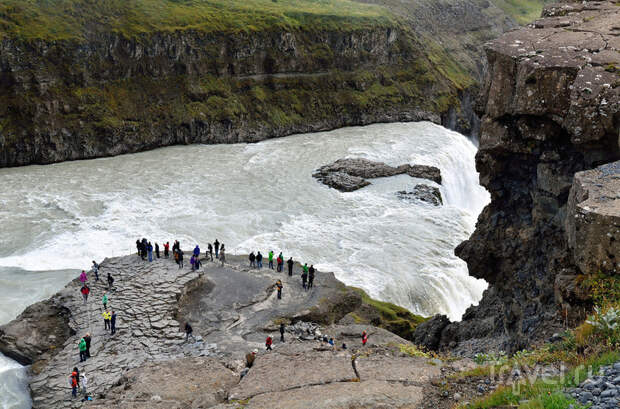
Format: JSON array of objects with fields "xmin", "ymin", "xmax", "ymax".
[{"xmin": 0, "ymin": 0, "xmax": 394, "ymax": 40}]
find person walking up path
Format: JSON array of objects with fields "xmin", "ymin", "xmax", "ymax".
[
  {"xmin": 265, "ymin": 335, "xmax": 273, "ymax": 351},
  {"xmin": 84, "ymin": 333, "xmax": 91, "ymax": 358},
  {"xmin": 301, "ymin": 264, "xmax": 309, "ymax": 290},
  {"xmin": 276, "ymin": 280, "xmax": 283, "ymax": 299},
  {"xmin": 91, "ymin": 261, "xmax": 99, "ymax": 281},
  {"xmin": 103, "ymin": 309, "xmax": 111, "ymax": 331},
  {"xmin": 102, "ymin": 293, "xmax": 108, "ymax": 309},
  {"xmin": 287, "ymin": 257, "xmax": 294, "ymax": 276},
  {"xmin": 280, "ymin": 323, "xmax": 285, "ymax": 343},
  {"xmin": 268, "ymin": 251, "xmax": 274, "ymax": 270},
  {"xmin": 79, "ymin": 270, "xmax": 88, "ymax": 285},
  {"xmin": 110, "ymin": 311, "xmax": 117, "ymax": 335},
  {"xmin": 184, "ymin": 322, "xmax": 196, "ymax": 342},
  {"xmin": 69, "ymin": 371, "xmax": 78, "ymax": 398},
  {"xmin": 107, "ymin": 273, "xmax": 114, "ymax": 290},
  {"xmin": 80, "ymin": 285, "xmax": 90, "ymax": 304}
]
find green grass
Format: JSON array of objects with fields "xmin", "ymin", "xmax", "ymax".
[
  {"xmin": 491, "ymin": 0, "xmax": 545, "ymax": 24},
  {"xmin": 0, "ymin": 0, "xmax": 395, "ymax": 40}
]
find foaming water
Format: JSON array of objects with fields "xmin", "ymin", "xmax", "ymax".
[{"xmin": 0, "ymin": 122, "xmax": 489, "ymax": 407}]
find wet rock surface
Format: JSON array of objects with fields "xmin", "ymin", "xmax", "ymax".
[
  {"xmin": 415, "ymin": 0, "xmax": 620, "ymax": 355},
  {"xmin": 313, "ymin": 158, "xmax": 442, "ymax": 192},
  {"xmin": 397, "ymin": 184, "xmax": 443, "ymax": 206},
  {"xmin": 567, "ymin": 362, "xmax": 620, "ymax": 408}
]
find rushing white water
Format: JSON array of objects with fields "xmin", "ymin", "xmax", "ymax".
[{"xmin": 0, "ymin": 122, "xmax": 489, "ymax": 408}]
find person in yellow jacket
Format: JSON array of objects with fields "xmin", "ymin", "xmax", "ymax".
[{"xmin": 102, "ymin": 309, "xmax": 111, "ymax": 330}]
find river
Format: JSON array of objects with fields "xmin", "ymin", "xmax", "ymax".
[{"xmin": 0, "ymin": 122, "xmax": 489, "ymax": 408}]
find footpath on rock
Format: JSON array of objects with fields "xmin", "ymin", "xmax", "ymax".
[{"xmin": 0, "ymin": 251, "xmax": 461, "ymax": 409}]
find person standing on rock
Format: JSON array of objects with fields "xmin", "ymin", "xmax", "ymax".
[
  {"xmin": 301, "ymin": 265, "xmax": 308, "ymax": 290},
  {"xmin": 287, "ymin": 257, "xmax": 294, "ymax": 276},
  {"xmin": 79, "ymin": 337, "xmax": 87, "ymax": 362},
  {"xmin": 207, "ymin": 243, "xmax": 213, "ymax": 261},
  {"xmin": 84, "ymin": 333, "xmax": 92, "ymax": 358},
  {"xmin": 155, "ymin": 242, "xmax": 160, "ymax": 258},
  {"xmin": 92, "ymin": 261, "xmax": 99, "ymax": 281},
  {"xmin": 107, "ymin": 273, "xmax": 114, "ymax": 290},
  {"xmin": 190, "ymin": 255, "xmax": 196, "ymax": 271},
  {"xmin": 80, "ymin": 284, "xmax": 90, "ymax": 304},
  {"xmin": 265, "ymin": 335, "xmax": 273, "ymax": 351},
  {"xmin": 249, "ymin": 252, "xmax": 256, "ymax": 268},
  {"xmin": 141, "ymin": 238, "xmax": 148, "ymax": 260},
  {"xmin": 184, "ymin": 322, "xmax": 195, "ymax": 342},
  {"xmin": 79, "ymin": 270, "xmax": 88, "ymax": 285},
  {"xmin": 103, "ymin": 309, "xmax": 111, "ymax": 331},
  {"xmin": 246, "ymin": 349, "xmax": 257, "ymax": 368},
  {"xmin": 178, "ymin": 249, "xmax": 184, "ymax": 269},
  {"xmin": 362, "ymin": 330, "xmax": 368, "ymax": 346},
  {"xmin": 276, "ymin": 280, "xmax": 283, "ymax": 299},
  {"xmin": 220, "ymin": 246, "xmax": 226, "ymax": 266},
  {"xmin": 277, "ymin": 253, "xmax": 283, "ymax": 272},
  {"xmin": 147, "ymin": 242, "xmax": 153, "ymax": 262},
  {"xmin": 308, "ymin": 265, "xmax": 315, "ymax": 289},
  {"xmin": 80, "ymin": 373, "xmax": 88, "ymax": 396},
  {"xmin": 136, "ymin": 239, "xmax": 141, "ymax": 257},
  {"xmin": 193, "ymin": 245, "xmax": 200, "ymax": 258},
  {"xmin": 194, "ymin": 256, "xmax": 202, "ymax": 271},
  {"xmin": 164, "ymin": 242, "xmax": 170, "ymax": 258},
  {"xmin": 256, "ymin": 251, "xmax": 263, "ymax": 269},
  {"xmin": 268, "ymin": 251, "xmax": 274, "ymax": 270},
  {"xmin": 214, "ymin": 239, "xmax": 220, "ymax": 259},
  {"xmin": 280, "ymin": 323, "xmax": 285, "ymax": 343},
  {"xmin": 69, "ymin": 370, "xmax": 78, "ymax": 398},
  {"xmin": 102, "ymin": 293, "xmax": 108, "ymax": 309},
  {"xmin": 110, "ymin": 311, "xmax": 117, "ymax": 335}
]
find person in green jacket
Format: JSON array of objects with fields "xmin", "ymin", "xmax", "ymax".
[
  {"xmin": 268, "ymin": 251, "xmax": 274, "ymax": 269},
  {"xmin": 102, "ymin": 293, "xmax": 108, "ymax": 309},
  {"xmin": 79, "ymin": 337, "xmax": 87, "ymax": 362}
]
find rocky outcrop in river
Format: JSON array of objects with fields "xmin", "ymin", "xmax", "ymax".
[{"xmin": 414, "ymin": 0, "xmax": 620, "ymax": 354}]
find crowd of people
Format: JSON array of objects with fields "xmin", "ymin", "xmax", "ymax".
[{"xmin": 69, "ymin": 237, "xmax": 370, "ymax": 399}]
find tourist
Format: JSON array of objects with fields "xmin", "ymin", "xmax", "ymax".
[
  {"xmin": 265, "ymin": 335, "xmax": 273, "ymax": 351},
  {"xmin": 84, "ymin": 333, "xmax": 91, "ymax": 358},
  {"xmin": 194, "ymin": 256, "xmax": 202, "ymax": 270},
  {"xmin": 141, "ymin": 238, "xmax": 148, "ymax": 260},
  {"xmin": 103, "ymin": 309, "xmax": 111, "ymax": 330},
  {"xmin": 301, "ymin": 267, "xmax": 308, "ymax": 291},
  {"xmin": 102, "ymin": 293, "xmax": 108, "ymax": 309},
  {"xmin": 174, "ymin": 249, "xmax": 179, "ymax": 264},
  {"xmin": 193, "ymin": 245, "xmax": 200, "ymax": 258},
  {"xmin": 80, "ymin": 284, "xmax": 90, "ymax": 304},
  {"xmin": 277, "ymin": 253, "xmax": 283, "ymax": 272},
  {"xmin": 276, "ymin": 280, "xmax": 283, "ymax": 300},
  {"xmin": 246, "ymin": 349, "xmax": 257, "ymax": 368},
  {"xmin": 147, "ymin": 242, "xmax": 153, "ymax": 262},
  {"xmin": 249, "ymin": 251, "xmax": 256, "ymax": 268},
  {"xmin": 342, "ymin": 343, "xmax": 347, "ymax": 350},
  {"xmin": 164, "ymin": 241, "xmax": 170, "ymax": 258},
  {"xmin": 110, "ymin": 311, "xmax": 117, "ymax": 335},
  {"xmin": 308, "ymin": 265, "xmax": 315, "ymax": 289},
  {"xmin": 155, "ymin": 242, "xmax": 160, "ymax": 258},
  {"xmin": 214, "ymin": 239, "xmax": 220, "ymax": 259},
  {"xmin": 207, "ymin": 243, "xmax": 213, "ymax": 261},
  {"xmin": 136, "ymin": 239, "xmax": 141, "ymax": 257},
  {"xmin": 173, "ymin": 240, "xmax": 179, "ymax": 254},
  {"xmin": 79, "ymin": 270, "xmax": 87, "ymax": 285},
  {"xmin": 220, "ymin": 246, "xmax": 226, "ymax": 266},
  {"xmin": 185, "ymin": 322, "xmax": 195, "ymax": 342},
  {"xmin": 190, "ymin": 255, "xmax": 196, "ymax": 271},
  {"xmin": 287, "ymin": 257, "xmax": 294, "ymax": 276},
  {"xmin": 256, "ymin": 251, "xmax": 263, "ymax": 269},
  {"xmin": 107, "ymin": 273, "xmax": 114, "ymax": 290},
  {"xmin": 280, "ymin": 323, "xmax": 285, "ymax": 343},
  {"xmin": 362, "ymin": 330, "xmax": 368, "ymax": 346},
  {"xmin": 92, "ymin": 261, "xmax": 99, "ymax": 281},
  {"xmin": 178, "ymin": 249, "xmax": 184, "ymax": 269},
  {"xmin": 328, "ymin": 337, "xmax": 334, "ymax": 346},
  {"xmin": 79, "ymin": 337, "xmax": 87, "ymax": 362},
  {"xmin": 268, "ymin": 251, "xmax": 274, "ymax": 269},
  {"xmin": 80, "ymin": 373, "xmax": 88, "ymax": 396},
  {"xmin": 69, "ymin": 370, "xmax": 78, "ymax": 398}
]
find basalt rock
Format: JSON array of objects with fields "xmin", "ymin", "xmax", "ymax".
[
  {"xmin": 415, "ymin": 0, "xmax": 620, "ymax": 355},
  {"xmin": 313, "ymin": 158, "xmax": 442, "ymax": 192},
  {"xmin": 397, "ymin": 184, "xmax": 443, "ymax": 206}
]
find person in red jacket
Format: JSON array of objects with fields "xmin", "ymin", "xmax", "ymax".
[
  {"xmin": 362, "ymin": 330, "xmax": 368, "ymax": 346},
  {"xmin": 265, "ymin": 335, "xmax": 273, "ymax": 351},
  {"xmin": 69, "ymin": 371, "xmax": 78, "ymax": 398},
  {"xmin": 80, "ymin": 285, "xmax": 90, "ymax": 304}
]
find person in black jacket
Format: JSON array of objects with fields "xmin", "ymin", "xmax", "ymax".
[
  {"xmin": 308, "ymin": 265, "xmax": 315, "ymax": 289},
  {"xmin": 287, "ymin": 257, "xmax": 294, "ymax": 276},
  {"xmin": 155, "ymin": 243, "xmax": 160, "ymax": 258},
  {"xmin": 249, "ymin": 252, "xmax": 256, "ymax": 268},
  {"xmin": 84, "ymin": 333, "xmax": 91, "ymax": 358},
  {"xmin": 185, "ymin": 322, "xmax": 195, "ymax": 342}
]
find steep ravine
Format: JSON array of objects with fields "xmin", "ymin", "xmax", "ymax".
[
  {"xmin": 414, "ymin": 0, "xmax": 620, "ymax": 355},
  {"xmin": 0, "ymin": 0, "xmax": 516, "ymax": 167}
]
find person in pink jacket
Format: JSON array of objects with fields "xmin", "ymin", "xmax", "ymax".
[{"xmin": 79, "ymin": 270, "xmax": 88, "ymax": 284}]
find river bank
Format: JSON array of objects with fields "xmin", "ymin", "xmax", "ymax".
[{"xmin": 0, "ymin": 251, "xmax": 438, "ymax": 408}]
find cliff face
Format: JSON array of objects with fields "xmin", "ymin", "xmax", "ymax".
[
  {"xmin": 0, "ymin": 0, "xmax": 516, "ymax": 167},
  {"xmin": 415, "ymin": 0, "xmax": 620, "ymax": 354}
]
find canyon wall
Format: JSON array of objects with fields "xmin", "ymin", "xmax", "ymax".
[
  {"xmin": 0, "ymin": 0, "xmax": 515, "ymax": 167},
  {"xmin": 415, "ymin": 0, "xmax": 620, "ymax": 354}
]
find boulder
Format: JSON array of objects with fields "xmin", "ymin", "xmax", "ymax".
[{"xmin": 397, "ymin": 184, "xmax": 443, "ymax": 206}]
